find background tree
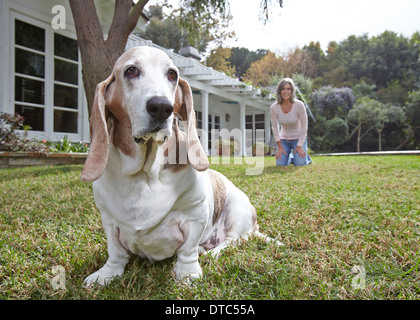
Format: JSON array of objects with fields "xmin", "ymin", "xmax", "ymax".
[
  {"xmin": 205, "ymin": 46, "xmax": 236, "ymax": 76},
  {"xmin": 348, "ymin": 98, "xmax": 382, "ymax": 152},
  {"xmin": 311, "ymin": 86, "xmax": 355, "ymax": 120},
  {"xmin": 292, "ymin": 73, "xmax": 313, "ymax": 98},
  {"xmin": 375, "ymin": 104, "xmax": 406, "ymax": 151},
  {"xmin": 177, "ymin": 1, "xmax": 236, "ymax": 53},
  {"xmin": 139, "ymin": 3, "xmax": 235, "ymax": 54},
  {"xmin": 397, "ymin": 90, "xmax": 420, "ymax": 149},
  {"xmin": 284, "ymin": 47, "xmax": 316, "ymax": 78},
  {"xmin": 312, "ymin": 31, "xmax": 419, "ymax": 92},
  {"xmin": 303, "ymin": 41, "xmax": 325, "ymax": 76},
  {"xmin": 228, "ymin": 47, "xmax": 267, "ymax": 79},
  {"xmin": 243, "ymin": 51, "xmax": 283, "ymax": 87},
  {"xmin": 323, "ymin": 117, "xmax": 349, "ymax": 150},
  {"xmin": 352, "ymin": 82, "xmax": 376, "ymax": 99},
  {"xmin": 242, "ymin": 47, "xmax": 317, "ymax": 87},
  {"xmin": 376, "ymin": 80, "xmax": 408, "ymax": 105},
  {"xmin": 137, "ymin": 5, "xmax": 190, "ymax": 52}
]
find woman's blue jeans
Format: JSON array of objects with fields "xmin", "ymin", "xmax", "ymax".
[{"xmin": 276, "ymin": 139, "xmax": 312, "ymax": 166}]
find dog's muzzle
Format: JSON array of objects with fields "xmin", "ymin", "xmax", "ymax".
[
  {"xmin": 134, "ymin": 136, "xmax": 144, "ymax": 144},
  {"xmin": 146, "ymin": 96, "xmax": 173, "ymax": 122},
  {"xmin": 133, "ymin": 96, "xmax": 173, "ymax": 144},
  {"xmin": 133, "ymin": 131, "xmax": 170, "ymax": 144}
]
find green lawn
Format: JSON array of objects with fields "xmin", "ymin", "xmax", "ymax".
[{"xmin": 0, "ymin": 155, "xmax": 419, "ymax": 299}]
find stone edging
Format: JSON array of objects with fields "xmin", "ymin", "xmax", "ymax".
[
  {"xmin": 0, "ymin": 152, "xmax": 88, "ymax": 168},
  {"xmin": 312, "ymin": 150, "xmax": 420, "ymax": 156}
]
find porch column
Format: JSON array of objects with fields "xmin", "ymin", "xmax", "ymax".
[
  {"xmin": 201, "ymin": 91, "xmax": 209, "ymax": 156},
  {"xmin": 240, "ymin": 102, "xmax": 247, "ymax": 156},
  {"xmin": 265, "ymin": 109, "xmax": 271, "ymax": 144}
]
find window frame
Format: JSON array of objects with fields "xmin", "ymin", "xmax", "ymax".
[
  {"xmin": 10, "ymin": 11, "xmax": 83, "ymax": 141},
  {"xmin": 246, "ymin": 113, "xmax": 265, "ymax": 146}
]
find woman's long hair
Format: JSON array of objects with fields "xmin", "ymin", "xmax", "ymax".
[{"xmin": 276, "ymin": 78, "xmax": 296, "ymax": 104}]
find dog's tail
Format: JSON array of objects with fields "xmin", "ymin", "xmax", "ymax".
[
  {"xmin": 252, "ymin": 230, "xmax": 284, "ymax": 247},
  {"xmin": 251, "ymin": 206, "xmax": 283, "ymax": 246}
]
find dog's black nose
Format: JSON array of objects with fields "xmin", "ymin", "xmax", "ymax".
[{"xmin": 146, "ymin": 96, "xmax": 173, "ymax": 121}]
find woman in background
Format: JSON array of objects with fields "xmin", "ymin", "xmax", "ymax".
[{"xmin": 270, "ymin": 78, "xmax": 312, "ymax": 166}]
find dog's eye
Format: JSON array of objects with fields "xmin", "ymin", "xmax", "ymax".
[
  {"xmin": 167, "ymin": 70, "xmax": 178, "ymax": 82},
  {"xmin": 125, "ymin": 66, "xmax": 139, "ymax": 79}
]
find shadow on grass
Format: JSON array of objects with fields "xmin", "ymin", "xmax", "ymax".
[
  {"xmin": 260, "ymin": 165, "xmax": 300, "ymax": 176},
  {"xmin": 0, "ymin": 165, "xmax": 83, "ymax": 182}
]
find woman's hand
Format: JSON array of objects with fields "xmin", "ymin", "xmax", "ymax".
[
  {"xmin": 276, "ymin": 145, "xmax": 287, "ymax": 160},
  {"xmin": 294, "ymin": 145, "xmax": 306, "ymax": 158}
]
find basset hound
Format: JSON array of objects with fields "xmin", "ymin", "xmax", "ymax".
[{"xmin": 81, "ymin": 46, "xmax": 281, "ymax": 287}]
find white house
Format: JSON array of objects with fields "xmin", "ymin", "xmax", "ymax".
[{"xmin": 1, "ymin": 0, "xmax": 276, "ymax": 156}]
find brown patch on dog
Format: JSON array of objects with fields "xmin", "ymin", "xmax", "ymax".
[
  {"xmin": 208, "ymin": 169, "xmax": 227, "ymax": 225},
  {"xmin": 105, "ymin": 82, "xmax": 137, "ymax": 158},
  {"xmin": 108, "ymin": 115, "xmax": 136, "ymax": 158},
  {"xmin": 163, "ymin": 120, "xmax": 189, "ymax": 173},
  {"xmin": 112, "ymin": 226, "xmax": 130, "ymax": 254},
  {"xmin": 251, "ymin": 205, "xmax": 260, "ymax": 232}
]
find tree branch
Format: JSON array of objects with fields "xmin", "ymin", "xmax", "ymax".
[
  {"xmin": 359, "ymin": 126, "xmax": 375, "ymax": 139},
  {"xmin": 69, "ymin": 0, "xmax": 111, "ymax": 109},
  {"xmin": 105, "ymin": 0, "xmax": 149, "ymax": 61},
  {"xmin": 69, "ymin": 0, "xmax": 104, "ymax": 49},
  {"xmin": 348, "ymin": 124, "xmax": 359, "ymax": 139},
  {"xmin": 396, "ymin": 124, "xmax": 420, "ymax": 150},
  {"xmin": 127, "ymin": 0, "xmax": 149, "ymax": 34}
]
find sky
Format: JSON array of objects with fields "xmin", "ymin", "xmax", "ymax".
[
  {"xmin": 227, "ymin": 0, "xmax": 420, "ymax": 53},
  {"xmin": 143, "ymin": 0, "xmax": 420, "ymax": 54}
]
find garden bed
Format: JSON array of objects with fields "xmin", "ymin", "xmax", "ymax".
[{"xmin": 0, "ymin": 151, "xmax": 87, "ymax": 168}]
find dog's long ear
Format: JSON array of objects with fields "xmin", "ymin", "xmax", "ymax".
[
  {"xmin": 174, "ymin": 78, "xmax": 209, "ymax": 171},
  {"xmin": 81, "ymin": 74, "xmax": 115, "ymax": 182}
]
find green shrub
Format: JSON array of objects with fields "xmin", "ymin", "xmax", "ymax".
[
  {"xmin": 48, "ymin": 135, "xmax": 89, "ymax": 153},
  {"xmin": 0, "ymin": 112, "xmax": 49, "ymax": 153}
]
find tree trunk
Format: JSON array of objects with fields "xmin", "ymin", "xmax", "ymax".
[
  {"xmin": 69, "ymin": 0, "xmax": 112, "ymax": 112},
  {"xmin": 378, "ymin": 130, "xmax": 382, "ymax": 151},
  {"xmin": 396, "ymin": 124, "xmax": 420, "ymax": 150},
  {"xmin": 357, "ymin": 126, "xmax": 361, "ymax": 153},
  {"xmin": 69, "ymin": 0, "xmax": 148, "ymax": 116}
]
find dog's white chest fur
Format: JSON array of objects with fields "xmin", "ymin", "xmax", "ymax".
[{"xmin": 92, "ymin": 146, "xmax": 210, "ymax": 262}]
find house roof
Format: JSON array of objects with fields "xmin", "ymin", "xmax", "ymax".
[
  {"xmin": 179, "ymin": 46, "xmax": 201, "ymax": 61},
  {"xmin": 126, "ymin": 35, "xmax": 276, "ymax": 111}
]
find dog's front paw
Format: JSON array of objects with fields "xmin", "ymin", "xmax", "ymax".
[
  {"xmin": 174, "ymin": 260, "xmax": 203, "ymax": 281},
  {"xmin": 83, "ymin": 266, "xmax": 124, "ymax": 288},
  {"xmin": 84, "ymin": 270, "xmax": 116, "ymax": 288}
]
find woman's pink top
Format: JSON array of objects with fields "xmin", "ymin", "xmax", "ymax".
[{"xmin": 270, "ymin": 100, "xmax": 308, "ymax": 147}]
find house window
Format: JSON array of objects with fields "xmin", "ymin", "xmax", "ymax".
[
  {"xmin": 246, "ymin": 114, "xmax": 265, "ymax": 146},
  {"xmin": 214, "ymin": 115, "xmax": 220, "ymax": 131},
  {"xmin": 14, "ymin": 20, "xmax": 46, "ymax": 131},
  {"xmin": 207, "ymin": 114, "xmax": 220, "ymax": 151},
  {"xmin": 196, "ymin": 111, "xmax": 202, "ymax": 129},
  {"xmin": 208, "ymin": 114, "xmax": 213, "ymax": 150},
  {"xmin": 214, "ymin": 115, "xmax": 220, "ymax": 151},
  {"xmin": 13, "ymin": 15, "xmax": 81, "ymax": 137},
  {"xmin": 255, "ymin": 114, "xmax": 265, "ymax": 130},
  {"xmin": 53, "ymin": 33, "xmax": 79, "ymax": 133}
]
